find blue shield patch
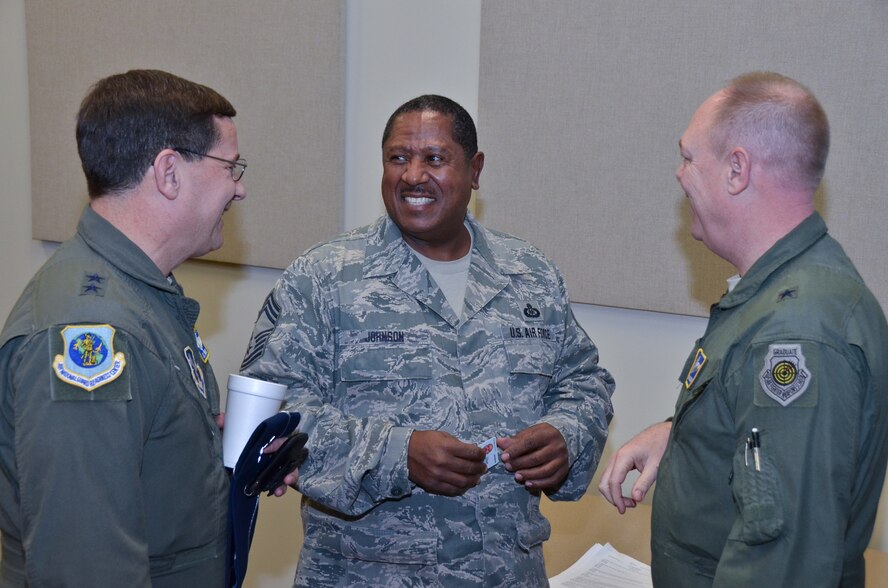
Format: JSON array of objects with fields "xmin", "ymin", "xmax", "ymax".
[
  {"xmin": 684, "ymin": 347, "xmax": 707, "ymax": 389},
  {"xmin": 52, "ymin": 325, "xmax": 127, "ymax": 391},
  {"xmin": 194, "ymin": 329, "xmax": 210, "ymax": 363}
]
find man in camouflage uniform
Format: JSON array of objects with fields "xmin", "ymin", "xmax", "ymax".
[{"xmin": 240, "ymin": 95, "xmax": 615, "ymax": 586}]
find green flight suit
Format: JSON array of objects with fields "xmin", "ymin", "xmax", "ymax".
[
  {"xmin": 652, "ymin": 213, "xmax": 888, "ymax": 587},
  {"xmin": 0, "ymin": 206, "xmax": 229, "ymax": 587}
]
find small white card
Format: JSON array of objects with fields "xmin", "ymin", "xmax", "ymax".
[{"xmin": 479, "ymin": 437, "xmax": 500, "ymax": 469}]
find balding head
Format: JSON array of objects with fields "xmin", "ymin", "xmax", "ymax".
[{"xmin": 709, "ymin": 72, "xmax": 829, "ymax": 193}]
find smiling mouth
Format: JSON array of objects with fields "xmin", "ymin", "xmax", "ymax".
[{"xmin": 404, "ymin": 195, "xmax": 434, "ymax": 206}]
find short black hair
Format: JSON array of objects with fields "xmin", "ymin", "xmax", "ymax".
[
  {"xmin": 76, "ymin": 69, "xmax": 236, "ymax": 197},
  {"xmin": 381, "ymin": 95, "xmax": 477, "ymax": 160}
]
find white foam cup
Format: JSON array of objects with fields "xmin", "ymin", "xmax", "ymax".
[{"xmin": 222, "ymin": 374, "xmax": 287, "ymax": 468}]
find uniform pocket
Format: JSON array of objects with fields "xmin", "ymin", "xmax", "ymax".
[
  {"xmin": 729, "ymin": 442, "xmax": 784, "ymax": 544},
  {"xmin": 338, "ymin": 329, "xmax": 432, "ymax": 382},
  {"xmin": 516, "ymin": 508, "xmax": 552, "ymax": 552},
  {"xmin": 503, "ymin": 338, "xmax": 557, "ymax": 377},
  {"xmin": 340, "ymin": 526, "xmax": 438, "ymax": 565}
]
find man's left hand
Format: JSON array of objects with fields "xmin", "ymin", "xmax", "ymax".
[
  {"xmin": 498, "ymin": 423, "xmax": 569, "ymax": 491},
  {"xmin": 262, "ymin": 436, "xmax": 300, "ymax": 497}
]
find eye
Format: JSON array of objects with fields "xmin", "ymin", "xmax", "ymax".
[
  {"xmin": 388, "ymin": 154, "xmax": 407, "ymax": 164},
  {"xmin": 427, "ymin": 154, "xmax": 444, "ymax": 165}
]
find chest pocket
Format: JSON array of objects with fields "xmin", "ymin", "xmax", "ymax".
[
  {"xmin": 501, "ymin": 325, "xmax": 560, "ymax": 377},
  {"xmin": 337, "ymin": 329, "xmax": 432, "ymax": 382}
]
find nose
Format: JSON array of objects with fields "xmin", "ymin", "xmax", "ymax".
[
  {"xmin": 402, "ymin": 158, "xmax": 428, "ymax": 185},
  {"xmin": 233, "ymin": 178, "xmax": 246, "ymax": 201}
]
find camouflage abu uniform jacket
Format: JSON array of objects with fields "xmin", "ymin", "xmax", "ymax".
[{"xmin": 241, "ymin": 212, "xmax": 614, "ymax": 587}]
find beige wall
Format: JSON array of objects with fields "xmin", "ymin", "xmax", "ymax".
[
  {"xmin": 478, "ymin": 0, "xmax": 888, "ymax": 317},
  {"xmin": 25, "ymin": 0, "xmax": 345, "ymax": 271},
  {"xmin": 0, "ymin": 1, "xmax": 885, "ymax": 586}
]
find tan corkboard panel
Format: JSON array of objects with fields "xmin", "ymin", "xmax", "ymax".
[
  {"xmin": 479, "ymin": 1, "xmax": 888, "ymax": 316},
  {"xmin": 26, "ymin": 0, "xmax": 344, "ymax": 269}
]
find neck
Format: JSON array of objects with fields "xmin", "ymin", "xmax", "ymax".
[
  {"xmin": 731, "ymin": 199, "xmax": 814, "ymax": 276},
  {"xmin": 402, "ymin": 224, "xmax": 472, "ymax": 262},
  {"xmin": 90, "ymin": 193, "xmax": 179, "ymax": 276}
]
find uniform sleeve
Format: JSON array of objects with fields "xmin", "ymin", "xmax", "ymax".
[
  {"xmin": 712, "ymin": 338, "xmax": 862, "ymax": 587},
  {"xmin": 537, "ymin": 274, "xmax": 615, "ymax": 501},
  {"xmin": 240, "ymin": 262, "xmax": 411, "ymax": 517},
  {"xmin": 6, "ymin": 329, "xmax": 159, "ymax": 587}
]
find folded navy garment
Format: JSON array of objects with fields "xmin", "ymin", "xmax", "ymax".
[{"xmin": 228, "ymin": 411, "xmax": 304, "ymax": 588}]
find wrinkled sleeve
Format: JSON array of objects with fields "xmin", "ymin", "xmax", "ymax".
[
  {"xmin": 5, "ymin": 331, "xmax": 155, "ymax": 587},
  {"xmin": 240, "ymin": 260, "xmax": 412, "ymax": 517},
  {"xmin": 538, "ymin": 273, "xmax": 615, "ymax": 501},
  {"xmin": 712, "ymin": 338, "xmax": 862, "ymax": 587}
]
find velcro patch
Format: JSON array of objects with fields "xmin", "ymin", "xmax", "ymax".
[
  {"xmin": 51, "ymin": 324, "xmax": 131, "ymax": 401},
  {"xmin": 194, "ymin": 329, "xmax": 210, "ymax": 363},
  {"xmin": 684, "ymin": 348, "xmax": 707, "ymax": 390},
  {"xmin": 240, "ymin": 292, "xmax": 281, "ymax": 371},
  {"xmin": 520, "ymin": 301, "xmax": 544, "ymax": 321},
  {"xmin": 184, "ymin": 346, "xmax": 207, "ymax": 398},
  {"xmin": 759, "ymin": 343, "xmax": 811, "ymax": 406},
  {"xmin": 503, "ymin": 325, "xmax": 555, "ymax": 341}
]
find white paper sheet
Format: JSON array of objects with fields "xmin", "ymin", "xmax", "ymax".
[{"xmin": 548, "ymin": 543, "xmax": 652, "ymax": 588}]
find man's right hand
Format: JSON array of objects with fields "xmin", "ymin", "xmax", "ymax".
[
  {"xmin": 598, "ymin": 421, "xmax": 672, "ymax": 514},
  {"xmin": 408, "ymin": 430, "xmax": 486, "ymax": 496}
]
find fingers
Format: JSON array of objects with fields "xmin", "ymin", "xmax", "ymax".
[
  {"xmin": 408, "ymin": 430, "xmax": 486, "ymax": 496},
  {"xmin": 499, "ymin": 423, "xmax": 561, "ymax": 465},
  {"xmin": 270, "ymin": 469, "xmax": 300, "ymax": 498},
  {"xmin": 598, "ymin": 458, "xmax": 635, "ymax": 514},
  {"xmin": 631, "ymin": 463, "xmax": 658, "ymax": 503},
  {"xmin": 500, "ymin": 424, "xmax": 569, "ymax": 491},
  {"xmin": 262, "ymin": 436, "xmax": 289, "ymax": 453},
  {"xmin": 597, "ymin": 421, "xmax": 672, "ymax": 513}
]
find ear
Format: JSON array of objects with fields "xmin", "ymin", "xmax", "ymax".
[
  {"xmin": 470, "ymin": 151, "xmax": 485, "ymax": 190},
  {"xmin": 726, "ymin": 148, "xmax": 750, "ymax": 195},
  {"xmin": 153, "ymin": 149, "xmax": 182, "ymax": 200}
]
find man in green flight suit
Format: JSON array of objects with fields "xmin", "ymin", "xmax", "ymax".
[
  {"xmin": 0, "ymin": 70, "xmax": 246, "ymax": 586},
  {"xmin": 599, "ymin": 72, "xmax": 888, "ymax": 587}
]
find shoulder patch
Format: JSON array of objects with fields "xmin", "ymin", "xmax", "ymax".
[
  {"xmin": 684, "ymin": 348, "xmax": 707, "ymax": 389},
  {"xmin": 184, "ymin": 346, "xmax": 207, "ymax": 398},
  {"xmin": 194, "ymin": 329, "xmax": 210, "ymax": 363},
  {"xmin": 759, "ymin": 343, "xmax": 811, "ymax": 406},
  {"xmin": 240, "ymin": 292, "xmax": 282, "ymax": 371},
  {"xmin": 52, "ymin": 325, "xmax": 126, "ymax": 391}
]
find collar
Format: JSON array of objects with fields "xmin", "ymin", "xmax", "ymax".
[
  {"xmin": 77, "ymin": 204, "xmax": 180, "ymax": 295},
  {"xmin": 717, "ymin": 212, "xmax": 827, "ymax": 310},
  {"xmin": 359, "ymin": 212, "xmax": 533, "ymax": 325},
  {"xmin": 361, "ymin": 211, "xmax": 533, "ymax": 280}
]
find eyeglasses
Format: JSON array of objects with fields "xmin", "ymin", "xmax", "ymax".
[{"xmin": 174, "ymin": 148, "xmax": 247, "ymax": 181}]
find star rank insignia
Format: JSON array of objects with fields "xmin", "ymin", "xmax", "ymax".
[{"xmin": 80, "ymin": 272, "xmax": 107, "ymax": 297}]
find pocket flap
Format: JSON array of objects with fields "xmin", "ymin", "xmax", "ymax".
[
  {"xmin": 338, "ymin": 329, "xmax": 432, "ymax": 381},
  {"xmin": 341, "ymin": 528, "xmax": 438, "ymax": 565},
  {"xmin": 516, "ymin": 514, "xmax": 551, "ymax": 551}
]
